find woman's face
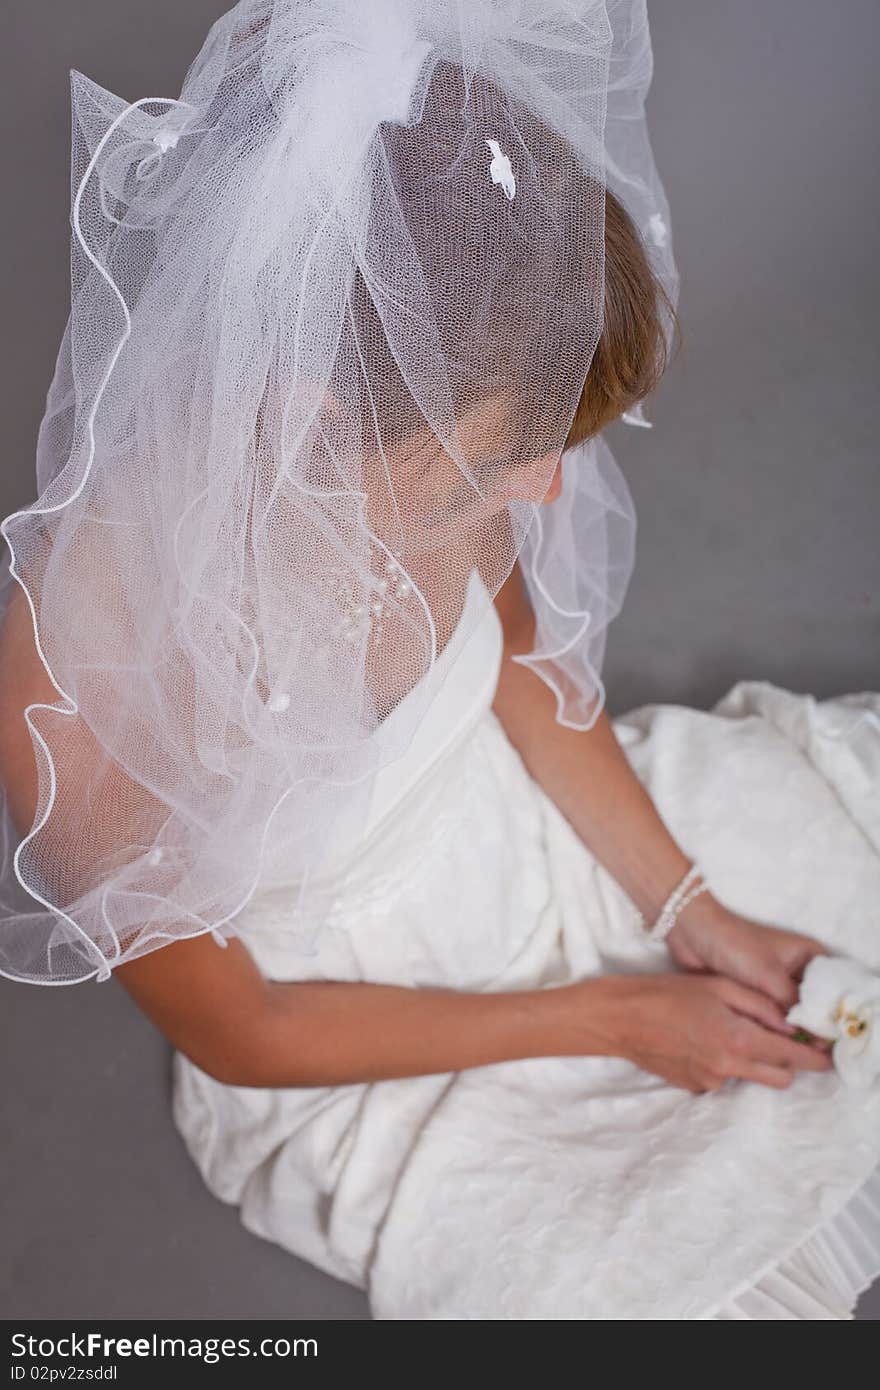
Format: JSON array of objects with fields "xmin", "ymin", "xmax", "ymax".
[
  {"xmin": 367, "ymin": 392, "xmax": 565, "ymax": 535},
  {"xmin": 539, "ymin": 457, "xmax": 564, "ymax": 504},
  {"xmin": 457, "ymin": 390, "xmax": 565, "ymax": 507}
]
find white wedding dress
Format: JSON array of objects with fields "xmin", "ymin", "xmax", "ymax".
[{"xmin": 172, "ymin": 568, "xmax": 880, "ymax": 1319}]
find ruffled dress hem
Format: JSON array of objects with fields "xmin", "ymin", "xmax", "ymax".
[{"xmin": 705, "ymin": 1161, "xmax": 880, "ymax": 1319}]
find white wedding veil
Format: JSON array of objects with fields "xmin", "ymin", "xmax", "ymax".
[{"xmin": 0, "ymin": 0, "xmax": 679, "ymax": 984}]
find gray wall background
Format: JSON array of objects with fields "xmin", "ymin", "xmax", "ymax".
[{"xmin": 1, "ymin": 1, "xmax": 878, "ymax": 1320}]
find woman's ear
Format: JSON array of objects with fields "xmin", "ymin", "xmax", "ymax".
[
  {"xmin": 281, "ymin": 376, "xmax": 348, "ymax": 433},
  {"xmin": 314, "ymin": 383, "xmax": 347, "ymax": 426}
]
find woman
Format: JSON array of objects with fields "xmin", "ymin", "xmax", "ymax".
[{"xmin": 0, "ymin": 1, "xmax": 878, "ymax": 1319}]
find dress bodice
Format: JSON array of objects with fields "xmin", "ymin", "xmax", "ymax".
[
  {"xmin": 248, "ymin": 564, "xmax": 506, "ymax": 919},
  {"xmin": 359, "ymin": 565, "xmax": 504, "ymax": 840}
]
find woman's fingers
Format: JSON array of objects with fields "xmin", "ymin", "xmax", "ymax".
[
  {"xmin": 716, "ymin": 975, "xmax": 794, "ymax": 1035},
  {"xmin": 733, "ymin": 1062, "xmax": 794, "ymax": 1090},
  {"xmin": 718, "ymin": 975, "xmax": 832, "ymax": 1052},
  {"xmin": 736, "ymin": 1016, "xmax": 834, "ymax": 1072},
  {"xmin": 764, "ymin": 969, "xmax": 801, "ymax": 1013}
]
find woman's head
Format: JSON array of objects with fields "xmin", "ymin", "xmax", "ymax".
[{"xmin": 324, "ymin": 55, "xmax": 679, "ymax": 529}]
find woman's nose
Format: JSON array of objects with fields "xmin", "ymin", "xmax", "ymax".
[
  {"xmin": 540, "ymin": 458, "xmax": 563, "ymax": 504},
  {"xmin": 500, "ymin": 453, "xmax": 562, "ymax": 505}
]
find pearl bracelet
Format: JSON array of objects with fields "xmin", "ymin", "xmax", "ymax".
[{"xmin": 635, "ymin": 862, "xmax": 710, "ymax": 943}]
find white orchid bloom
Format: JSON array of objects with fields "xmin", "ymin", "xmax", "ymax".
[{"xmin": 786, "ymin": 954, "xmax": 880, "ymax": 1089}]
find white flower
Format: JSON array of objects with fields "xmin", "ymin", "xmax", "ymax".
[
  {"xmin": 485, "ymin": 139, "xmax": 516, "ymax": 201},
  {"xmin": 152, "ymin": 127, "xmax": 181, "ymax": 154},
  {"xmin": 620, "ymin": 401, "xmax": 653, "ymax": 429},
  {"xmin": 786, "ymin": 955, "xmax": 880, "ymax": 1089},
  {"xmin": 647, "ymin": 212, "xmax": 668, "ymax": 247}
]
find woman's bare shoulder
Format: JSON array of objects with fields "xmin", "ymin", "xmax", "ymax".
[
  {"xmin": 0, "ymin": 581, "xmax": 60, "ymax": 832},
  {"xmin": 0, "ymin": 579, "xmax": 58, "ymax": 710}
]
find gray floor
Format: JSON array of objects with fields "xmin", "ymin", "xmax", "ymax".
[{"xmin": 2, "ymin": 2, "xmax": 878, "ymax": 1320}]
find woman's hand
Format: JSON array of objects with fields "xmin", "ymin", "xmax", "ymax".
[
  {"xmin": 665, "ymin": 897, "xmax": 834, "ymax": 1029},
  {"xmin": 584, "ymin": 971, "xmax": 835, "ymax": 1094}
]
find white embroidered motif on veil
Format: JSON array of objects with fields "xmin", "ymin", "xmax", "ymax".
[{"xmin": 485, "ymin": 138, "xmax": 516, "ymax": 200}]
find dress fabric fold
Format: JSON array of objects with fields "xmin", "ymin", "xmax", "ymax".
[{"xmin": 172, "ymin": 569, "xmax": 880, "ymax": 1319}]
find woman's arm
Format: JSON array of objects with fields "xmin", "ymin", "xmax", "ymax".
[
  {"xmin": 0, "ymin": 580, "xmax": 620, "ymax": 1089},
  {"xmin": 490, "ymin": 562, "xmax": 834, "ymax": 1020},
  {"xmin": 112, "ymin": 932, "xmax": 627, "ymax": 1088},
  {"xmin": 115, "ymin": 935, "xmax": 827, "ymax": 1094},
  {"xmin": 0, "ymin": 579, "xmax": 827, "ymax": 1092},
  {"xmin": 491, "ymin": 560, "xmax": 705, "ymax": 928}
]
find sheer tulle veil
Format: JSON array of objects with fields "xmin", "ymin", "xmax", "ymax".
[{"xmin": 0, "ymin": 0, "xmax": 679, "ymax": 984}]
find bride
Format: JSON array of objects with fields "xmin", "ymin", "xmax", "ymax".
[{"xmin": 0, "ymin": 1, "xmax": 878, "ymax": 1319}]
